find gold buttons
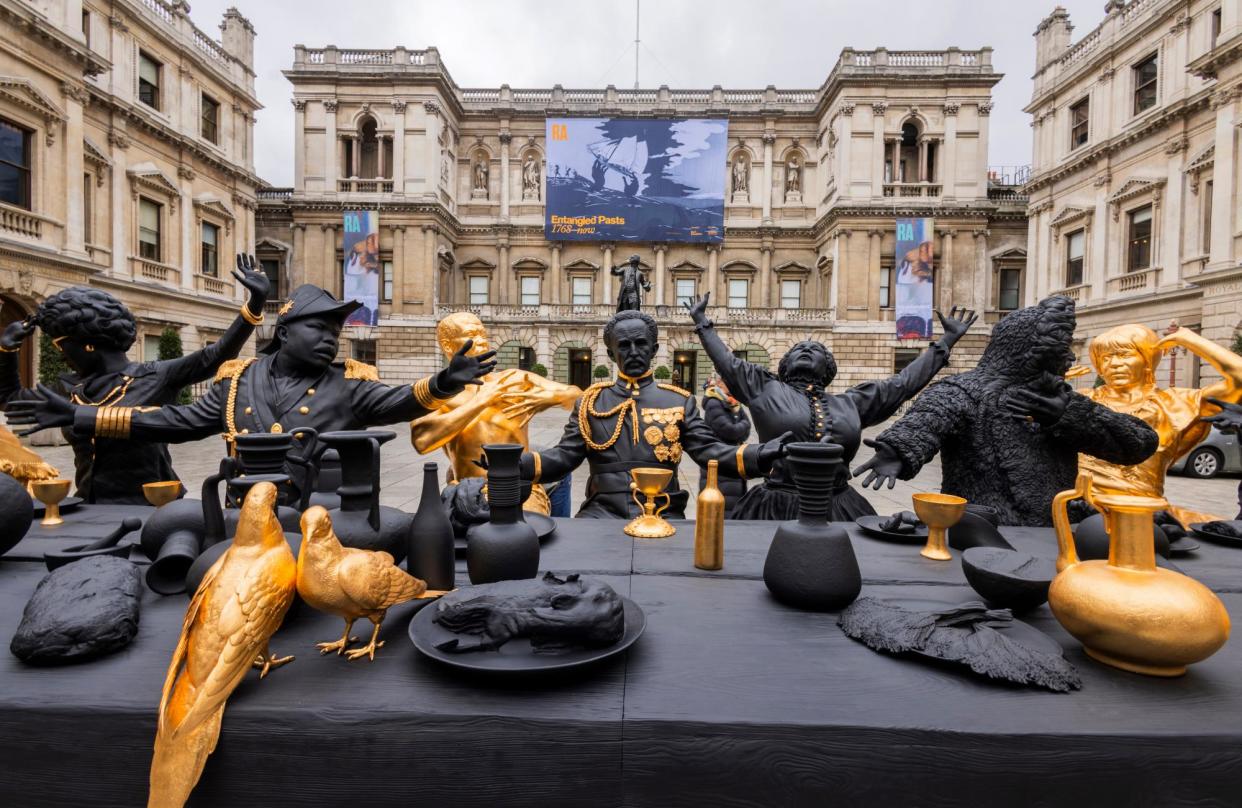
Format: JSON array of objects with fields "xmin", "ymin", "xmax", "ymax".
[
  {"xmin": 240, "ymin": 428, "xmax": 249, "ymax": 434},
  {"xmin": 244, "ymin": 407, "xmax": 253, "ymax": 414},
  {"xmin": 299, "ymin": 406, "xmax": 310, "ymax": 414},
  {"xmin": 307, "ymin": 388, "xmax": 315, "ymax": 396}
]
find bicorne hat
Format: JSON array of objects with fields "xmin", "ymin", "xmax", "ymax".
[{"xmin": 260, "ymin": 284, "xmax": 362, "ymax": 354}]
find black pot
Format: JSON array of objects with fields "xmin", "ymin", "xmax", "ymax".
[
  {"xmin": 961, "ymin": 547, "xmax": 1056, "ymax": 612},
  {"xmin": 0, "ymin": 471, "xmax": 33, "ymax": 557},
  {"xmin": 763, "ymin": 443, "xmax": 861, "ymax": 611},
  {"xmin": 138, "ymin": 499, "xmax": 206, "ymax": 595},
  {"xmin": 466, "ymin": 445, "xmax": 539, "ymax": 584},
  {"xmin": 317, "ymin": 430, "xmax": 409, "ymax": 562},
  {"xmin": 232, "ymin": 432, "xmax": 296, "ymax": 476}
]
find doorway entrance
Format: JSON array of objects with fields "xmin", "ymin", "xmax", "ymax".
[
  {"xmin": 568, "ymin": 348, "xmax": 592, "ymax": 390},
  {"xmin": 0, "ymin": 295, "xmax": 32, "ymax": 388},
  {"xmin": 673, "ymin": 350, "xmax": 697, "ymax": 391}
]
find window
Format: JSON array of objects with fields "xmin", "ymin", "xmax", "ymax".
[
  {"xmin": 81, "ymin": 10, "xmax": 90, "ymax": 48},
  {"xmin": 517, "ymin": 346, "xmax": 535, "ymax": 371},
  {"xmin": 780, "ymin": 279, "xmax": 801, "ymax": 309},
  {"xmin": 893, "ymin": 348, "xmax": 921, "ymax": 373},
  {"xmin": 468, "ymin": 275, "xmax": 488, "ymax": 305},
  {"xmin": 727, "ymin": 278, "xmax": 748, "ymax": 308},
  {"xmin": 999, "ymin": 267, "xmax": 1021, "ymax": 311},
  {"xmin": 1070, "ymin": 98, "xmax": 1089, "ymax": 149},
  {"xmin": 352, "ymin": 339, "xmax": 376, "ymax": 364},
  {"xmin": 732, "ymin": 349, "xmax": 748, "ymax": 362},
  {"xmin": 0, "ymin": 118, "xmax": 31, "ymax": 209},
  {"xmin": 1127, "ymin": 206, "xmax": 1152, "ymax": 271},
  {"xmin": 879, "ymin": 262, "xmax": 894, "ymax": 308},
  {"xmin": 1065, "ymin": 229, "xmax": 1085, "ymax": 286},
  {"xmin": 201, "ymin": 94, "xmax": 219, "ymax": 144},
  {"xmin": 1133, "ymin": 54, "xmax": 1157, "ymax": 115},
  {"xmin": 138, "ymin": 51, "xmax": 161, "ymax": 110},
  {"xmin": 1203, "ymin": 180, "xmax": 1214, "ymax": 253},
  {"xmin": 143, "ymin": 334, "xmax": 161, "ymax": 362},
  {"xmin": 1212, "ymin": 8, "xmax": 1223, "ymax": 49},
  {"xmin": 138, "ymin": 198, "xmax": 161, "ymax": 260},
  {"xmin": 82, "ymin": 173, "xmax": 92, "ymax": 243},
  {"xmin": 200, "ymin": 222, "xmax": 219, "ymax": 277},
  {"xmin": 260, "ymin": 258, "xmax": 281, "ymax": 295},
  {"xmin": 571, "ymin": 276, "xmax": 592, "ymax": 306},
  {"xmin": 675, "ymin": 279, "xmax": 696, "ymax": 307},
  {"xmin": 520, "ymin": 276, "xmax": 541, "ymax": 306},
  {"xmin": 381, "ymin": 260, "xmax": 393, "ymax": 303}
]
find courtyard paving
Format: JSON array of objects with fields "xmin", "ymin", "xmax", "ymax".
[{"xmin": 15, "ymin": 410, "xmax": 1239, "ymax": 520}]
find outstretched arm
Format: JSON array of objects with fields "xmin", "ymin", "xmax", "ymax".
[
  {"xmin": 0, "ymin": 318, "xmax": 35, "ymax": 408},
  {"xmin": 1051, "ymin": 394, "xmax": 1158, "ymax": 466},
  {"xmin": 519, "ymin": 398, "xmax": 588, "ymax": 483},
  {"xmin": 1157, "ymin": 327, "xmax": 1242, "ymax": 405},
  {"xmin": 855, "ymin": 381, "xmax": 970, "ymax": 486},
  {"xmin": 683, "ymin": 293, "xmax": 769, "ymax": 404},
  {"xmin": 409, "ymin": 370, "xmax": 533, "ymax": 454},
  {"xmin": 354, "ymin": 341, "xmax": 497, "ymax": 428},
  {"xmin": 680, "ymin": 394, "xmax": 787, "ymax": 479}
]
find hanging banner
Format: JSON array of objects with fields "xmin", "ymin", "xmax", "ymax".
[
  {"xmin": 545, "ymin": 117, "xmax": 727, "ymax": 242},
  {"xmin": 894, "ymin": 217, "xmax": 934, "ymax": 340},
  {"xmin": 342, "ymin": 210, "xmax": 379, "ymax": 326}
]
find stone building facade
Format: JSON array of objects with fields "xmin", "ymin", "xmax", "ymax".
[
  {"xmin": 1025, "ymin": 0, "xmax": 1242, "ymax": 386},
  {"xmin": 258, "ymin": 45, "xmax": 1028, "ymax": 392},
  {"xmin": 0, "ymin": 0, "xmax": 262, "ymax": 389}
]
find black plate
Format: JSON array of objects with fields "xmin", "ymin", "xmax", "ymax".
[
  {"xmin": 1167, "ymin": 536, "xmax": 1201, "ymax": 556},
  {"xmin": 455, "ymin": 512, "xmax": 557, "ymax": 556},
  {"xmin": 30, "ymin": 496, "xmax": 84, "ymax": 517},
  {"xmin": 891, "ymin": 596, "xmax": 1063, "ymax": 659},
  {"xmin": 1190, "ymin": 523, "xmax": 1242, "ymax": 549},
  {"xmin": 855, "ymin": 514, "xmax": 928, "ymax": 544},
  {"xmin": 409, "ymin": 594, "xmax": 645, "ymax": 674}
]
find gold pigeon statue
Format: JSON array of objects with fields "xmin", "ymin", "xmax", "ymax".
[
  {"xmin": 148, "ymin": 481, "xmax": 297, "ymax": 808},
  {"xmin": 297, "ymin": 505, "xmax": 429, "ymax": 661}
]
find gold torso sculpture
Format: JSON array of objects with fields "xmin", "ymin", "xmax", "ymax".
[
  {"xmin": 1078, "ymin": 324, "xmax": 1242, "ymax": 526},
  {"xmin": 410, "ymin": 313, "xmax": 581, "ymax": 513},
  {"xmin": 0, "ymin": 424, "xmax": 58, "ymax": 489}
]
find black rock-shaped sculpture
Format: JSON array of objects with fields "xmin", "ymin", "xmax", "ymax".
[
  {"xmin": 466, "ymin": 444, "xmax": 540, "ymax": 585},
  {"xmin": 0, "ymin": 471, "xmax": 33, "ymax": 557},
  {"xmin": 762, "ymin": 443, "xmax": 861, "ymax": 611},
  {"xmin": 961, "ymin": 547, "xmax": 1056, "ymax": 612},
  {"xmin": 10, "ymin": 556, "xmax": 143, "ymax": 665}
]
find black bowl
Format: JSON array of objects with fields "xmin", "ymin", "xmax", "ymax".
[
  {"xmin": 1074, "ymin": 513, "xmax": 1169, "ymax": 560},
  {"xmin": 961, "ymin": 547, "xmax": 1056, "ymax": 613}
]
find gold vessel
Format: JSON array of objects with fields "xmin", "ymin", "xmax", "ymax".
[
  {"xmin": 912, "ymin": 492, "xmax": 966, "ymax": 561},
  {"xmin": 624, "ymin": 467, "xmax": 676, "ymax": 539},
  {"xmin": 694, "ymin": 460, "xmax": 725, "ymax": 570},
  {"xmin": 1050, "ymin": 472, "xmax": 1230, "ymax": 677},
  {"xmin": 32, "ymin": 479, "xmax": 71, "ymax": 527},
  {"xmin": 143, "ymin": 481, "xmax": 182, "ymax": 508}
]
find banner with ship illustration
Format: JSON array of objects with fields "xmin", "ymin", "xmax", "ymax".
[{"xmin": 545, "ymin": 118, "xmax": 727, "ymax": 242}]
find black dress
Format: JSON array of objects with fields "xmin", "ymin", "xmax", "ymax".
[
  {"xmin": 698, "ymin": 389, "xmax": 751, "ymax": 516},
  {"xmin": 695, "ymin": 323, "xmax": 951, "ymax": 521}
]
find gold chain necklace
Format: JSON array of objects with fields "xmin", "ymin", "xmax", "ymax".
[
  {"xmin": 223, "ymin": 358, "xmax": 257, "ymax": 451},
  {"xmin": 578, "ymin": 382, "xmax": 640, "ymax": 451},
  {"xmin": 71, "ymin": 376, "xmax": 133, "ymax": 407}
]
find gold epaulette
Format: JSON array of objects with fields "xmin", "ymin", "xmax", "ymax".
[
  {"xmin": 345, "ymin": 358, "xmax": 380, "ymax": 381},
  {"xmin": 214, "ymin": 358, "xmax": 251, "ymax": 384},
  {"xmin": 658, "ymin": 383, "xmax": 691, "ymax": 397}
]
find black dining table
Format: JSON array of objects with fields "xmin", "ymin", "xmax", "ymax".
[{"xmin": 1, "ymin": 504, "xmax": 1241, "ymax": 807}]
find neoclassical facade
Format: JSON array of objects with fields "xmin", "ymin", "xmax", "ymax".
[
  {"xmin": 258, "ymin": 45, "xmax": 1027, "ymax": 391},
  {"xmin": 1025, "ymin": 0, "xmax": 1242, "ymax": 385},
  {"xmin": 0, "ymin": 0, "xmax": 262, "ymax": 389}
]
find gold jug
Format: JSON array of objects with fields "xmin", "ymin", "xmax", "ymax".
[
  {"xmin": 694, "ymin": 460, "xmax": 725, "ymax": 570},
  {"xmin": 1050, "ymin": 472, "xmax": 1230, "ymax": 677}
]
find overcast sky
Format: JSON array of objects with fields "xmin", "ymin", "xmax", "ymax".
[{"xmin": 189, "ymin": 0, "xmax": 1107, "ymax": 187}]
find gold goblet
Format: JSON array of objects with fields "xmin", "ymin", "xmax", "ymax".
[
  {"xmin": 142, "ymin": 481, "xmax": 181, "ymax": 508},
  {"xmin": 624, "ymin": 467, "xmax": 676, "ymax": 539},
  {"xmin": 912, "ymin": 492, "xmax": 967, "ymax": 561},
  {"xmin": 32, "ymin": 479, "xmax": 72, "ymax": 527}
]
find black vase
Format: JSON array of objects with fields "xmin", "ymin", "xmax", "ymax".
[
  {"xmin": 762, "ymin": 443, "xmax": 861, "ymax": 611},
  {"xmin": 466, "ymin": 444, "xmax": 539, "ymax": 584},
  {"xmin": 408, "ymin": 462, "xmax": 455, "ymax": 590},
  {"xmin": 317, "ymin": 430, "xmax": 410, "ymax": 562},
  {"xmin": 0, "ymin": 471, "xmax": 33, "ymax": 557}
]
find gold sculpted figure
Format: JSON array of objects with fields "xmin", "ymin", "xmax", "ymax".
[
  {"xmin": 0, "ymin": 424, "xmax": 58, "ymax": 490},
  {"xmin": 1079, "ymin": 324, "xmax": 1242, "ymax": 526},
  {"xmin": 148, "ymin": 481, "xmax": 296, "ymax": 808},
  {"xmin": 410, "ymin": 312, "xmax": 581, "ymax": 513}
]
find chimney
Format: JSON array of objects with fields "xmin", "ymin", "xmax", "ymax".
[
  {"xmin": 220, "ymin": 7, "xmax": 256, "ymax": 70},
  {"xmin": 1033, "ymin": 6, "xmax": 1073, "ymax": 71}
]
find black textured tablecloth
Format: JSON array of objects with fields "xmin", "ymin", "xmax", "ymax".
[{"xmin": 1, "ymin": 506, "xmax": 1241, "ymax": 807}]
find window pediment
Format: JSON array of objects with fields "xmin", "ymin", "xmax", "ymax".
[
  {"xmin": 511, "ymin": 256, "xmax": 549, "ymax": 273},
  {"xmin": 460, "ymin": 256, "xmax": 496, "ymax": 274},
  {"xmin": 1108, "ymin": 177, "xmax": 1164, "ymax": 207},
  {"xmin": 0, "ymin": 76, "xmax": 65, "ymax": 144},
  {"xmin": 721, "ymin": 259, "xmax": 757, "ymax": 275},
  {"xmin": 668, "ymin": 259, "xmax": 704, "ymax": 275},
  {"xmin": 193, "ymin": 194, "xmax": 234, "ymax": 232},
  {"xmin": 1049, "ymin": 206, "xmax": 1093, "ymax": 238},
  {"xmin": 774, "ymin": 260, "xmax": 810, "ymax": 276},
  {"xmin": 562, "ymin": 258, "xmax": 599, "ymax": 274},
  {"xmin": 127, "ymin": 163, "xmax": 181, "ymax": 208},
  {"xmin": 83, "ymin": 136, "xmax": 111, "ymax": 170}
]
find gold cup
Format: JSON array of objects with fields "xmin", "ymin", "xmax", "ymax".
[
  {"xmin": 623, "ymin": 467, "xmax": 676, "ymax": 539},
  {"xmin": 32, "ymin": 479, "xmax": 72, "ymax": 527},
  {"xmin": 912, "ymin": 492, "xmax": 967, "ymax": 561},
  {"xmin": 143, "ymin": 481, "xmax": 181, "ymax": 508}
]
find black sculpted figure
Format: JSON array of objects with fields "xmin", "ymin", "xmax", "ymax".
[
  {"xmin": 519, "ymin": 309, "xmax": 789, "ymax": 519},
  {"xmin": 8, "ymin": 284, "xmax": 496, "ymax": 501},
  {"xmin": 1202, "ymin": 398, "xmax": 1242, "ymax": 519},
  {"xmin": 854, "ymin": 296, "xmax": 1159, "ymax": 527},
  {"xmin": 685, "ymin": 293, "xmax": 977, "ymax": 521},
  {"xmin": 0, "ymin": 255, "xmax": 270, "ymax": 504},
  {"xmin": 698, "ymin": 377, "xmax": 752, "ymax": 516},
  {"xmin": 611, "ymin": 254, "xmax": 650, "ymax": 312}
]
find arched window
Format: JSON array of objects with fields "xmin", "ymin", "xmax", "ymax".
[{"xmin": 359, "ymin": 116, "xmax": 378, "ymax": 178}]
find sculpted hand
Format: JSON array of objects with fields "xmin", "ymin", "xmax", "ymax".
[
  {"xmin": 851, "ymin": 438, "xmax": 902, "ymax": 490},
  {"xmin": 683, "ymin": 292, "xmax": 711, "ymax": 327},
  {"xmin": 1003, "ymin": 385, "xmax": 1070, "ymax": 427},
  {"xmin": 436, "ymin": 339, "xmax": 497, "ymax": 395},
  {"xmin": 232, "ymin": 254, "xmax": 271, "ymax": 316},
  {"xmin": 1, "ymin": 317, "xmax": 35, "ymax": 352},
  {"xmin": 935, "ymin": 306, "xmax": 978, "ymax": 348},
  {"xmin": 5, "ymin": 384, "xmax": 76, "ymax": 437},
  {"xmin": 1202, "ymin": 397, "xmax": 1242, "ymax": 434},
  {"xmin": 756, "ymin": 430, "xmax": 794, "ymax": 473}
]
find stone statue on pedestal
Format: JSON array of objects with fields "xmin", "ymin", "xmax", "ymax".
[{"xmin": 611, "ymin": 254, "xmax": 650, "ymax": 312}]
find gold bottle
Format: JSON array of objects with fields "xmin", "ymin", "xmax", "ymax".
[
  {"xmin": 694, "ymin": 460, "xmax": 725, "ymax": 570},
  {"xmin": 1049, "ymin": 472, "xmax": 1230, "ymax": 677}
]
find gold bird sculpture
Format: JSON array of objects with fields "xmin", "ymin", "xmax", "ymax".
[
  {"xmin": 148, "ymin": 481, "xmax": 297, "ymax": 808},
  {"xmin": 297, "ymin": 505, "xmax": 428, "ymax": 661}
]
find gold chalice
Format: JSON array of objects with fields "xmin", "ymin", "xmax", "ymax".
[
  {"xmin": 912, "ymin": 492, "xmax": 967, "ymax": 561},
  {"xmin": 624, "ymin": 467, "xmax": 676, "ymax": 539},
  {"xmin": 32, "ymin": 479, "xmax": 72, "ymax": 527},
  {"xmin": 143, "ymin": 481, "xmax": 181, "ymax": 508}
]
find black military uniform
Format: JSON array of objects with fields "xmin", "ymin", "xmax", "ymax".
[{"xmin": 521, "ymin": 371, "xmax": 764, "ymax": 519}]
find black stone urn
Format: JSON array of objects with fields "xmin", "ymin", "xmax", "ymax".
[
  {"xmin": 466, "ymin": 444, "xmax": 539, "ymax": 584},
  {"xmin": 0, "ymin": 471, "xmax": 33, "ymax": 557},
  {"xmin": 317, "ymin": 430, "xmax": 411, "ymax": 562},
  {"xmin": 762, "ymin": 443, "xmax": 862, "ymax": 611}
]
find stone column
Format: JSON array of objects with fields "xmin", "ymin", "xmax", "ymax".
[
  {"xmin": 391, "ymin": 225, "xmax": 405, "ymax": 314},
  {"xmin": 424, "ymin": 102, "xmax": 441, "ymax": 199},
  {"xmin": 868, "ymin": 228, "xmax": 883, "ymax": 317},
  {"xmin": 706, "ymin": 244, "xmax": 720, "ymax": 303},
  {"xmin": 322, "ymin": 224, "xmax": 337, "ymax": 297},
  {"xmin": 392, "ymin": 100, "xmax": 406, "ymax": 194},
  {"xmin": 108, "ymin": 132, "xmax": 128, "ymax": 277},
  {"xmin": 550, "ymin": 243, "xmax": 562, "ymax": 304},
  {"xmin": 1164, "ymin": 140, "xmax": 1185, "ymax": 284},
  {"xmin": 421, "ymin": 225, "xmax": 437, "ymax": 307},
  {"xmin": 497, "ymin": 238, "xmax": 510, "ymax": 304},
  {"xmin": 938, "ymin": 229, "xmax": 954, "ymax": 313},
  {"xmin": 602, "ymin": 243, "xmax": 614, "ymax": 304},
  {"xmin": 871, "ymin": 103, "xmax": 887, "ymax": 196},
  {"xmin": 537, "ymin": 326, "xmax": 551, "ymax": 370},
  {"xmin": 653, "ymin": 244, "xmax": 667, "ymax": 305},
  {"xmin": 972, "ymin": 229, "xmax": 988, "ymax": 312},
  {"xmin": 1208, "ymin": 88, "xmax": 1237, "ymax": 270},
  {"xmin": 179, "ymin": 174, "xmax": 193, "ymax": 290},
  {"xmin": 761, "ymin": 131, "xmax": 775, "ymax": 222},
  {"xmin": 499, "ymin": 130, "xmax": 512, "ymax": 220},
  {"xmin": 377, "ymin": 135, "xmax": 386, "ymax": 180},
  {"xmin": 836, "ymin": 104, "xmax": 853, "ymax": 198},
  {"xmin": 759, "ymin": 243, "xmax": 773, "ymax": 307},
  {"xmin": 291, "ymin": 222, "xmax": 306, "ymax": 289},
  {"xmin": 1023, "ymin": 206, "xmax": 1040, "ymax": 306},
  {"xmin": 942, "ymin": 103, "xmax": 959, "ymax": 200},
  {"xmin": 918, "ymin": 137, "xmax": 928, "ymax": 183},
  {"xmin": 976, "ymin": 102, "xmax": 992, "ymax": 198},
  {"xmin": 350, "ymin": 137, "xmax": 360, "ymax": 179},
  {"xmin": 292, "ymin": 100, "xmax": 306, "ymax": 192},
  {"xmin": 62, "ymin": 86, "xmax": 86, "ymax": 255},
  {"xmin": 323, "ymin": 100, "xmax": 337, "ymax": 193}
]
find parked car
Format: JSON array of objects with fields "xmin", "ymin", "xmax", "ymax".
[{"xmin": 1169, "ymin": 426, "xmax": 1242, "ymax": 479}]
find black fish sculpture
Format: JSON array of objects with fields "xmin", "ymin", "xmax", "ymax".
[{"xmin": 433, "ymin": 572, "xmax": 625, "ymax": 654}]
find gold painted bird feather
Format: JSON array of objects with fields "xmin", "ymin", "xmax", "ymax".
[
  {"xmin": 297, "ymin": 505, "xmax": 427, "ymax": 661},
  {"xmin": 148, "ymin": 481, "xmax": 297, "ymax": 808}
]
